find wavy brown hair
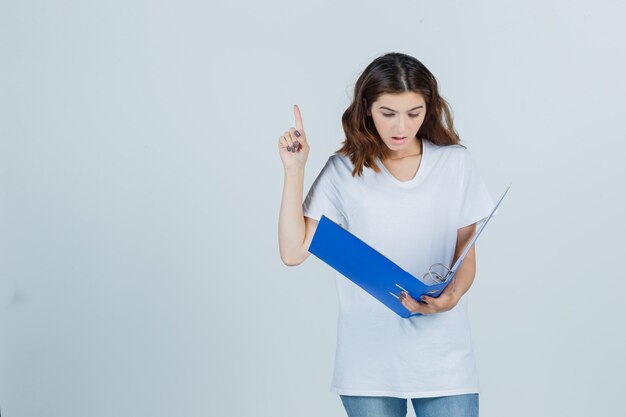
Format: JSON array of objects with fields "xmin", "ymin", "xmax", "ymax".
[{"xmin": 337, "ymin": 52, "xmax": 461, "ymax": 176}]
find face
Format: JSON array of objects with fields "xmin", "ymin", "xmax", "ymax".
[{"xmin": 367, "ymin": 91, "xmax": 427, "ymax": 154}]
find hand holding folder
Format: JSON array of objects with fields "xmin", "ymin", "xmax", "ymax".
[{"xmin": 307, "ymin": 184, "xmax": 511, "ymax": 318}]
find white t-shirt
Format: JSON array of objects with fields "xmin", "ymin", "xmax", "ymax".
[{"xmin": 302, "ymin": 139, "xmax": 494, "ymax": 399}]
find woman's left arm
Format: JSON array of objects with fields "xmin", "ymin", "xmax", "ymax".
[{"xmin": 399, "ymin": 223, "xmax": 477, "ymax": 315}]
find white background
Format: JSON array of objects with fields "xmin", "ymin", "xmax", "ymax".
[{"xmin": 1, "ymin": 0, "xmax": 625, "ymax": 416}]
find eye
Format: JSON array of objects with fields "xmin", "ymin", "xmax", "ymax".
[{"xmin": 382, "ymin": 113, "xmax": 421, "ymax": 118}]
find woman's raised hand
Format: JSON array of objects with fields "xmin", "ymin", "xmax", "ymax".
[{"xmin": 278, "ymin": 104, "xmax": 310, "ymax": 172}]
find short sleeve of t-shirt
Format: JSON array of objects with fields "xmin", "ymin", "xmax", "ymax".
[
  {"xmin": 457, "ymin": 149, "xmax": 494, "ymax": 229},
  {"xmin": 302, "ymin": 156, "xmax": 346, "ymax": 227}
]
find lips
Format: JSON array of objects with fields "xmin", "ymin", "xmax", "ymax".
[{"xmin": 392, "ymin": 137, "xmax": 406, "ymax": 140}]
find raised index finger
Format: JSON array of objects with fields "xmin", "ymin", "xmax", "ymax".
[{"xmin": 293, "ymin": 104, "xmax": 305, "ymax": 132}]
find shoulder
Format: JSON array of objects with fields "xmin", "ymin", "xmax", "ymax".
[
  {"xmin": 426, "ymin": 139, "xmax": 468, "ymax": 155},
  {"xmin": 425, "ymin": 140, "xmax": 473, "ymax": 167},
  {"xmin": 328, "ymin": 152, "xmax": 353, "ymax": 166},
  {"xmin": 309, "ymin": 154, "xmax": 354, "ymax": 187},
  {"xmin": 325, "ymin": 153, "xmax": 355, "ymax": 176}
]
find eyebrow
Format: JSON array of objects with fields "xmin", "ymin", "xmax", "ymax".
[{"xmin": 379, "ymin": 106, "xmax": 424, "ymax": 112}]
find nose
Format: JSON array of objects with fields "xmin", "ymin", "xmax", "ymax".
[{"xmin": 396, "ymin": 115, "xmax": 408, "ymax": 134}]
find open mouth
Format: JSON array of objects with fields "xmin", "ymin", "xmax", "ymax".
[{"xmin": 392, "ymin": 137, "xmax": 407, "ymax": 144}]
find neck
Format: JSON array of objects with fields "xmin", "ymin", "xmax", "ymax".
[{"xmin": 386, "ymin": 137, "xmax": 422, "ymax": 160}]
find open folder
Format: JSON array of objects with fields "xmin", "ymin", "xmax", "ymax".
[{"xmin": 308, "ymin": 184, "xmax": 511, "ymax": 318}]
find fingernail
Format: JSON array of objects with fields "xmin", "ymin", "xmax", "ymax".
[
  {"xmin": 293, "ymin": 140, "xmax": 300, "ymax": 148},
  {"xmin": 287, "ymin": 146, "xmax": 292, "ymax": 152},
  {"xmin": 294, "ymin": 130, "xmax": 301, "ymax": 137}
]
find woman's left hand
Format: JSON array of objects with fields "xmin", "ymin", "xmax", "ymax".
[{"xmin": 399, "ymin": 277, "xmax": 461, "ymax": 315}]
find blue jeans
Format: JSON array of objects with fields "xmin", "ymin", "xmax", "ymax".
[{"xmin": 339, "ymin": 393, "xmax": 479, "ymax": 417}]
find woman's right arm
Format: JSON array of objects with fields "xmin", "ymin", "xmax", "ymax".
[{"xmin": 277, "ymin": 105, "xmax": 318, "ymax": 266}]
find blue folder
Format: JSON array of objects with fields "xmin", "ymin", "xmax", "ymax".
[
  {"xmin": 308, "ymin": 216, "xmax": 447, "ymax": 318},
  {"xmin": 308, "ymin": 184, "xmax": 510, "ymax": 318}
]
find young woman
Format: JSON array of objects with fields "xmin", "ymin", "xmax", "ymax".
[{"xmin": 277, "ymin": 52, "xmax": 493, "ymax": 417}]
